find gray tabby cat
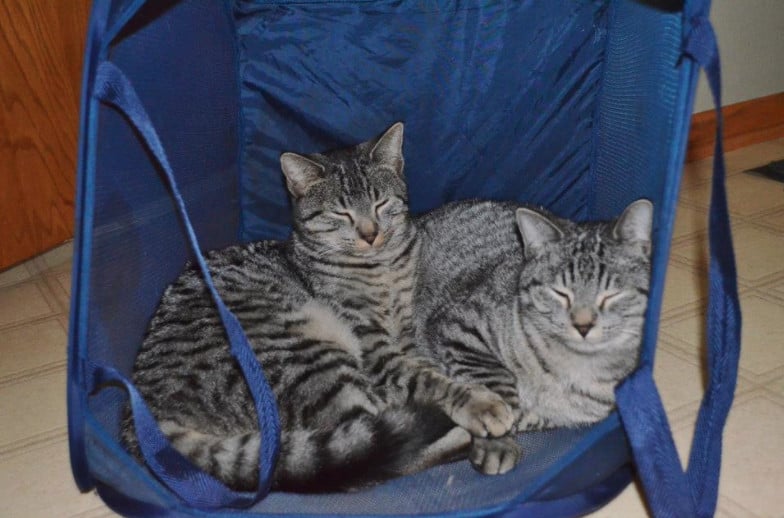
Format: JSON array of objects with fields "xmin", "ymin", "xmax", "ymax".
[
  {"xmin": 123, "ymin": 123, "xmax": 512, "ymax": 492},
  {"xmin": 415, "ymin": 199, "xmax": 652, "ymax": 475}
]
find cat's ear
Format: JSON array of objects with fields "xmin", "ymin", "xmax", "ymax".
[
  {"xmin": 369, "ymin": 122, "xmax": 404, "ymax": 176},
  {"xmin": 280, "ymin": 152, "xmax": 325, "ymax": 199},
  {"xmin": 516, "ymin": 208, "xmax": 563, "ymax": 257},
  {"xmin": 613, "ymin": 199, "xmax": 653, "ymax": 255}
]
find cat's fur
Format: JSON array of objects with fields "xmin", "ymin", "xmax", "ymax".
[
  {"xmin": 415, "ymin": 199, "xmax": 652, "ymax": 475},
  {"xmin": 123, "ymin": 124, "xmax": 513, "ymax": 492}
]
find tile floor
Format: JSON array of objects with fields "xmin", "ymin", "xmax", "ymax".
[{"xmin": 1, "ymin": 139, "xmax": 783, "ymax": 517}]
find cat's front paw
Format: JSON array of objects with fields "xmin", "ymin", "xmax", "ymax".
[
  {"xmin": 451, "ymin": 388, "xmax": 514, "ymax": 438},
  {"xmin": 469, "ymin": 436, "xmax": 522, "ymax": 475}
]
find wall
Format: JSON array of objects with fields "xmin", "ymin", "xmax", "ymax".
[{"xmin": 693, "ymin": 0, "xmax": 784, "ymax": 112}]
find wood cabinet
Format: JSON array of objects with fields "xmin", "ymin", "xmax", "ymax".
[{"xmin": 0, "ymin": 1, "xmax": 91, "ymax": 270}]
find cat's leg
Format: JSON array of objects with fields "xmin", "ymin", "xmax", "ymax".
[
  {"xmin": 447, "ymin": 354, "xmax": 523, "ymax": 427},
  {"xmin": 366, "ymin": 348, "xmax": 515, "ymax": 438},
  {"xmin": 445, "ymin": 353, "xmax": 526, "ymax": 474},
  {"xmin": 425, "ymin": 316, "xmax": 524, "ymax": 431}
]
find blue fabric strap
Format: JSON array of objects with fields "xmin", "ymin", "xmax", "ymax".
[
  {"xmin": 89, "ymin": 61, "xmax": 280, "ymax": 509},
  {"xmin": 616, "ymin": 6, "xmax": 741, "ymax": 518},
  {"xmin": 682, "ymin": 10, "xmax": 741, "ymax": 516}
]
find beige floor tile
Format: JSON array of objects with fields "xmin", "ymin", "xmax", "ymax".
[
  {"xmin": 767, "ymin": 375, "xmax": 784, "ymax": 399},
  {"xmin": 588, "ymin": 480, "xmax": 649, "ymax": 517},
  {"xmin": 723, "ymin": 140, "xmax": 784, "ymax": 175},
  {"xmin": 681, "ymin": 157, "xmax": 718, "ymax": 187},
  {"xmin": 0, "ymin": 369, "xmax": 67, "ymax": 450},
  {"xmin": 0, "ymin": 282, "xmax": 56, "ymax": 328},
  {"xmin": 771, "ymin": 277, "xmax": 784, "ymax": 298},
  {"xmin": 0, "ymin": 263, "xmax": 33, "ymax": 289},
  {"xmin": 664, "ymin": 293, "xmax": 784, "ymax": 378},
  {"xmin": 669, "ymin": 231, "xmax": 710, "ymax": 270},
  {"xmin": 680, "ymin": 173, "xmax": 784, "ymax": 217},
  {"xmin": 673, "ymin": 225, "xmax": 784, "ymax": 283},
  {"xmin": 29, "ymin": 241, "xmax": 74, "ymax": 274},
  {"xmin": 653, "ymin": 345, "xmax": 706, "ymax": 412},
  {"xmin": 673, "ymin": 394, "xmax": 784, "ymax": 517},
  {"xmin": 0, "ymin": 440, "xmax": 109, "ymax": 518},
  {"xmin": 57, "ymin": 271, "xmax": 72, "ymax": 296},
  {"xmin": 42, "ymin": 271, "xmax": 72, "ymax": 313},
  {"xmin": 70, "ymin": 507, "xmax": 120, "ymax": 518},
  {"xmin": 660, "ymin": 308, "xmax": 706, "ymax": 349},
  {"xmin": 672, "ymin": 203, "xmax": 708, "ymax": 240},
  {"xmin": 662, "ymin": 263, "xmax": 707, "ymax": 314},
  {"xmin": 678, "ymin": 139, "xmax": 784, "ymax": 187},
  {"xmin": 735, "ymin": 294, "xmax": 784, "ymax": 376},
  {"xmin": 0, "ymin": 319, "xmax": 67, "ymax": 381},
  {"xmin": 756, "ymin": 207, "xmax": 784, "ymax": 233},
  {"xmin": 734, "ymin": 226, "xmax": 784, "ymax": 281}
]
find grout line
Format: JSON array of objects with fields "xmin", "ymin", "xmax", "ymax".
[
  {"xmin": 0, "ymin": 313, "xmax": 66, "ymax": 333},
  {"xmin": 0, "ymin": 310, "xmax": 68, "ymax": 334},
  {"xmin": 0, "ymin": 427, "xmax": 68, "ymax": 460},
  {"xmin": 0, "ymin": 280, "xmax": 62, "ymax": 330},
  {"xmin": 0, "ymin": 361, "xmax": 67, "ymax": 388},
  {"xmin": 68, "ymin": 505, "xmax": 118, "ymax": 518},
  {"xmin": 69, "ymin": 507, "xmax": 118, "ymax": 518},
  {"xmin": 717, "ymin": 494, "xmax": 761, "ymax": 518}
]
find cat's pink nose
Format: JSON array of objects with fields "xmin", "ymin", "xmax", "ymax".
[
  {"xmin": 359, "ymin": 229, "xmax": 378, "ymax": 245},
  {"xmin": 357, "ymin": 220, "xmax": 379, "ymax": 245},
  {"xmin": 574, "ymin": 323, "xmax": 594, "ymax": 338},
  {"xmin": 571, "ymin": 308, "xmax": 596, "ymax": 338}
]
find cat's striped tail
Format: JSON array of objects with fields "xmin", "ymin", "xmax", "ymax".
[{"xmin": 129, "ymin": 405, "xmax": 470, "ymax": 493}]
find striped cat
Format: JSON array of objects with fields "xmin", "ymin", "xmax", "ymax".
[
  {"xmin": 123, "ymin": 123, "xmax": 512, "ymax": 492},
  {"xmin": 415, "ymin": 199, "xmax": 652, "ymax": 475}
]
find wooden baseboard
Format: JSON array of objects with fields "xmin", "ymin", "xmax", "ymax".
[{"xmin": 687, "ymin": 91, "xmax": 784, "ymax": 162}]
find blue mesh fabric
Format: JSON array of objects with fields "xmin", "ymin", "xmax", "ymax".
[
  {"xmin": 84, "ymin": 0, "xmax": 241, "ymax": 435},
  {"xmin": 70, "ymin": 0, "xmax": 704, "ymax": 515}
]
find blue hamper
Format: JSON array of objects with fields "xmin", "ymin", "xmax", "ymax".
[{"xmin": 68, "ymin": 0, "xmax": 741, "ymax": 516}]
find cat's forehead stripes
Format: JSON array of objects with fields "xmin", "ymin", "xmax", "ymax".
[
  {"xmin": 334, "ymin": 158, "xmax": 377, "ymax": 201},
  {"xmin": 553, "ymin": 229, "xmax": 617, "ymax": 288}
]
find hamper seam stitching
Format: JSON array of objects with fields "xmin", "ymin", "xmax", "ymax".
[{"xmin": 586, "ymin": 0, "xmax": 616, "ymax": 219}]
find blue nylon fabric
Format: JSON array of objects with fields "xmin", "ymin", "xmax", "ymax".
[
  {"xmin": 616, "ymin": 6, "xmax": 741, "ymax": 518},
  {"xmin": 68, "ymin": 0, "xmax": 111, "ymax": 493},
  {"xmin": 235, "ymin": 0, "xmax": 610, "ymax": 241},
  {"xmin": 91, "ymin": 365, "xmax": 257, "ymax": 509},
  {"xmin": 683, "ymin": 13, "xmax": 741, "ymax": 517},
  {"xmin": 91, "ymin": 61, "xmax": 280, "ymax": 509},
  {"xmin": 67, "ymin": 1, "xmax": 742, "ymax": 516}
]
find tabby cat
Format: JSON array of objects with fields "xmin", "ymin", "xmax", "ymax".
[
  {"xmin": 415, "ymin": 199, "xmax": 652, "ymax": 475},
  {"xmin": 123, "ymin": 123, "xmax": 513, "ymax": 492}
]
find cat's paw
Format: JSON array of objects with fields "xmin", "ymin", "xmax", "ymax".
[
  {"xmin": 516, "ymin": 412, "xmax": 549, "ymax": 432},
  {"xmin": 451, "ymin": 388, "xmax": 514, "ymax": 438},
  {"xmin": 469, "ymin": 436, "xmax": 522, "ymax": 475}
]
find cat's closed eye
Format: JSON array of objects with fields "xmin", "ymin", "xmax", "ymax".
[
  {"xmin": 373, "ymin": 199, "xmax": 390, "ymax": 217},
  {"xmin": 597, "ymin": 291, "xmax": 622, "ymax": 311},
  {"xmin": 333, "ymin": 210, "xmax": 355, "ymax": 223},
  {"xmin": 550, "ymin": 288, "xmax": 572, "ymax": 309}
]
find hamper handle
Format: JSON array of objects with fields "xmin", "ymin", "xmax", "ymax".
[
  {"xmin": 615, "ymin": 6, "xmax": 741, "ymax": 518},
  {"xmin": 89, "ymin": 61, "xmax": 280, "ymax": 509}
]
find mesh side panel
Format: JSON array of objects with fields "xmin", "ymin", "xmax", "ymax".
[
  {"xmin": 85, "ymin": 0, "xmax": 240, "ymax": 436},
  {"xmin": 85, "ymin": 412, "xmax": 627, "ymax": 516},
  {"xmin": 76, "ymin": 0, "xmax": 697, "ymax": 515},
  {"xmin": 592, "ymin": 0, "xmax": 685, "ymax": 217},
  {"xmin": 235, "ymin": 0, "xmax": 611, "ymax": 240},
  {"xmin": 591, "ymin": 0, "xmax": 691, "ymax": 364}
]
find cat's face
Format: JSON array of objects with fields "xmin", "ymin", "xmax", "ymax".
[
  {"xmin": 516, "ymin": 200, "xmax": 652, "ymax": 354},
  {"xmin": 280, "ymin": 123, "xmax": 412, "ymax": 258}
]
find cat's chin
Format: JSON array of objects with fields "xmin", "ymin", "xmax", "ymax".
[
  {"xmin": 563, "ymin": 337, "xmax": 613, "ymax": 355},
  {"xmin": 564, "ymin": 334, "xmax": 640, "ymax": 356}
]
